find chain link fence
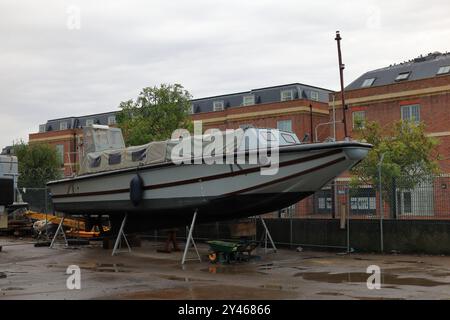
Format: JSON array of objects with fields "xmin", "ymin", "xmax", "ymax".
[{"xmin": 279, "ymin": 175, "xmax": 450, "ymax": 221}]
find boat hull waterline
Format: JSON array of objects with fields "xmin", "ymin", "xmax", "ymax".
[{"xmin": 48, "ymin": 142, "xmax": 371, "ymax": 230}]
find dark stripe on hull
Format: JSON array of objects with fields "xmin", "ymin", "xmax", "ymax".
[{"xmin": 60, "ymin": 192, "xmax": 313, "ymax": 232}]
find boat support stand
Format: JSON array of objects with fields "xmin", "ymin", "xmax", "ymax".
[
  {"xmin": 50, "ymin": 217, "xmax": 68, "ymax": 248},
  {"xmin": 181, "ymin": 209, "xmax": 201, "ymax": 265},
  {"xmin": 259, "ymin": 216, "xmax": 277, "ymax": 253},
  {"xmin": 112, "ymin": 213, "xmax": 131, "ymax": 256}
]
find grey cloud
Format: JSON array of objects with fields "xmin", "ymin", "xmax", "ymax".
[{"xmin": 0, "ymin": 0, "xmax": 449, "ymax": 147}]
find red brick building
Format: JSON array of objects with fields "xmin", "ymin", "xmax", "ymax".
[
  {"xmin": 323, "ymin": 52, "xmax": 450, "ymax": 219},
  {"xmin": 333, "ymin": 52, "xmax": 450, "ymax": 171},
  {"xmin": 28, "ymin": 112, "xmax": 117, "ymax": 176}
]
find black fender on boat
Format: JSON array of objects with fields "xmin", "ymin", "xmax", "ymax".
[{"xmin": 129, "ymin": 174, "xmax": 144, "ymax": 206}]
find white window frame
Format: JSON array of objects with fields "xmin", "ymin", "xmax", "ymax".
[
  {"xmin": 361, "ymin": 78, "xmax": 376, "ymax": 88},
  {"xmin": 352, "ymin": 111, "xmax": 366, "ymax": 129},
  {"xmin": 213, "ymin": 100, "xmax": 224, "ymax": 111},
  {"xmin": 401, "ymin": 104, "xmax": 420, "ymax": 123},
  {"xmin": 243, "ymin": 95, "xmax": 255, "ymax": 106},
  {"xmin": 108, "ymin": 115, "xmax": 116, "ymax": 125},
  {"xmin": 310, "ymin": 91, "xmax": 319, "ymax": 101},
  {"xmin": 277, "ymin": 119, "xmax": 292, "ymax": 132},
  {"xmin": 189, "ymin": 104, "xmax": 195, "ymax": 114},
  {"xmin": 396, "ymin": 72, "xmax": 411, "ymax": 81},
  {"xmin": 86, "ymin": 119, "xmax": 95, "ymax": 126},
  {"xmin": 39, "ymin": 124, "xmax": 46, "ymax": 133},
  {"xmin": 59, "ymin": 121, "xmax": 68, "ymax": 130},
  {"xmin": 437, "ymin": 66, "xmax": 450, "ymax": 75},
  {"xmin": 281, "ymin": 90, "xmax": 294, "ymax": 102}
]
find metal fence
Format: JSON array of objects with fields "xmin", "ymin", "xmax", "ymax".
[
  {"xmin": 19, "ymin": 187, "xmax": 52, "ymax": 214},
  {"xmin": 268, "ymin": 176, "xmax": 450, "ymax": 221}
]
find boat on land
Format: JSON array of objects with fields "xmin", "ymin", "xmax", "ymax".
[{"xmin": 47, "ymin": 125, "xmax": 371, "ymax": 231}]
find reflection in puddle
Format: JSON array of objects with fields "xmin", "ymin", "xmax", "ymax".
[{"xmin": 295, "ymin": 272, "xmax": 449, "ymax": 287}]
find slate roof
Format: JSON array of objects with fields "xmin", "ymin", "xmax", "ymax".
[{"xmin": 346, "ymin": 52, "xmax": 450, "ymax": 90}]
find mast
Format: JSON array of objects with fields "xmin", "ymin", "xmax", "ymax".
[{"xmin": 335, "ymin": 31, "xmax": 349, "ymax": 139}]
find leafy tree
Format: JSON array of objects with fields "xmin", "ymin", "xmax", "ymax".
[
  {"xmin": 14, "ymin": 141, "xmax": 62, "ymax": 188},
  {"xmin": 117, "ymin": 84, "xmax": 193, "ymax": 146},
  {"xmin": 351, "ymin": 120, "xmax": 440, "ymax": 194}
]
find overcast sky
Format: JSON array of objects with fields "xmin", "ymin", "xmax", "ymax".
[{"xmin": 1, "ymin": 0, "xmax": 449, "ymax": 147}]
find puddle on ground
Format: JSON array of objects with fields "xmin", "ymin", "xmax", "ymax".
[
  {"xmin": 157, "ymin": 274, "xmax": 214, "ymax": 283},
  {"xmin": 295, "ymin": 272, "xmax": 449, "ymax": 287},
  {"xmin": 316, "ymin": 292, "xmax": 344, "ymax": 296},
  {"xmin": 260, "ymin": 284, "xmax": 298, "ymax": 290},
  {"xmin": 201, "ymin": 266, "xmax": 266, "ymax": 276},
  {"xmin": 107, "ymin": 285, "xmax": 295, "ymax": 300},
  {"xmin": 1, "ymin": 287, "xmax": 24, "ymax": 291},
  {"xmin": 47, "ymin": 263, "xmax": 129, "ymax": 273}
]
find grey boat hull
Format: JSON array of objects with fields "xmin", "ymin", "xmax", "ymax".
[{"xmin": 48, "ymin": 141, "xmax": 372, "ymax": 230}]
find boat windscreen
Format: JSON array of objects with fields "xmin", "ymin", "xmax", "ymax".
[{"xmin": 83, "ymin": 126, "xmax": 125, "ymax": 153}]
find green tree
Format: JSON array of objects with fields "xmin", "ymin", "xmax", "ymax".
[
  {"xmin": 117, "ymin": 84, "xmax": 193, "ymax": 146},
  {"xmin": 14, "ymin": 142, "xmax": 62, "ymax": 188},
  {"xmin": 351, "ymin": 120, "xmax": 440, "ymax": 191}
]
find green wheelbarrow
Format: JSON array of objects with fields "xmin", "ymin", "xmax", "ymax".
[{"xmin": 206, "ymin": 240, "xmax": 259, "ymax": 264}]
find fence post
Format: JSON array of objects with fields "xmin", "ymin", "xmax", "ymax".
[
  {"xmin": 378, "ymin": 154, "xmax": 385, "ymax": 253},
  {"xmin": 346, "ymin": 185, "xmax": 350, "ymax": 253}
]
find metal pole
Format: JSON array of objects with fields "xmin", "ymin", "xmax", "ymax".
[
  {"xmin": 112, "ymin": 213, "xmax": 130, "ymax": 256},
  {"xmin": 378, "ymin": 153, "xmax": 385, "ymax": 253},
  {"xmin": 259, "ymin": 215, "xmax": 277, "ymax": 253},
  {"xmin": 346, "ymin": 186, "xmax": 350, "ymax": 253},
  {"xmin": 182, "ymin": 209, "xmax": 200, "ymax": 264},
  {"xmin": 335, "ymin": 31, "xmax": 348, "ymax": 139},
  {"xmin": 332, "ymin": 95, "xmax": 336, "ymax": 141}
]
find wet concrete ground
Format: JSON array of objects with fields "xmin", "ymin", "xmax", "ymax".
[{"xmin": 1, "ymin": 237, "xmax": 450, "ymax": 300}]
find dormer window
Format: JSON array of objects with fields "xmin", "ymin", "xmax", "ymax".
[
  {"xmin": 39, "ymin": 124, "xmax": 46, "ymax": 133},
  {"xmin": 213, "ymin": 101, "xmax": 224, "ymax": 111},
  {"xmin": 361, "ymin": 78, "xmax": 376, "ymax": 88},
  {"xmin": 437, "ymin": 66, "xmax": 450, "ymax": 75},
  {"xmin": 189, "ymin": 104, "xmax": 195, "ymax": 114},
  {"xmin": 59, "ymin": 121, "xmax": 68, "ymax": 130},
  {"xmin": 86, "ymin": 119, "xmax": 95, "ymax": 126},
  {"xmin": 243, "ymin": 95, "xmax": 255, "ymax": 106},
  {"xmin": 108, "ymin": 115, "xmax": 116, "ymax": 125},
  {"xmin": 395, "ymin": 72, "xmax": 411, "ymax": 81},
  {"xmin": 281, "ymin": 90, "xmax": 294, "ymax": 101},
  {"xmin": 310, "ymin": 91, "xmax": 319, "ymax": 101}
]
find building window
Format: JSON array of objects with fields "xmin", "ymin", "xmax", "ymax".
[
  {"xmin": 281, "ymin": 90, "xmax": 294, "ymax": 101},
  {"xmin": 352, "ymin": 111, "xmax": 366, "ymax": 129},
  {"xmin": 243, "ymin": 95, "xmax": 255, "ymax": 106},
  {"xmin": 55, "ymin": 144, "xmax": 64, "ymax": 165},
  {"xmin": 86, "ymin": 119, "xmax": 95, "ymax": 126},
  {"xmin": 401, "ymin": 104, "xmax": 420, "ymax": 123},
  {"xmin": 310, "ymin": 91, "xmax": 319, "ymax": 101},
  {"xmin": 395, "ymin": 72, "xmax": 411, "ymax": 81},
  {"xmin": 277, "ymin": 120, "xmax": 292, "ymax": 132},
  {"xmin": 39, "ymin": 124, "xmax": 46, "ymax": 133},
  {"xmin": 361, "ymin": 78, "xmax": 376, "ymax": 88},
  {"xmin": 189, "ymin": 104, "xmax": 195, "ymax": 114},
  {"xmin": 108, "ymin": 115, "xmax": 116, "ymax": 125},
  {"xmin": 213, "ymin": 100, "xmax": 224, "ymax": 111},
  {"xmin": 59, "ymin": 122, "xmax": 68, "ymax": 130},
  {"xmin": 437, "ymin": 65, "xmax": 450, "ymax": 75}
]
